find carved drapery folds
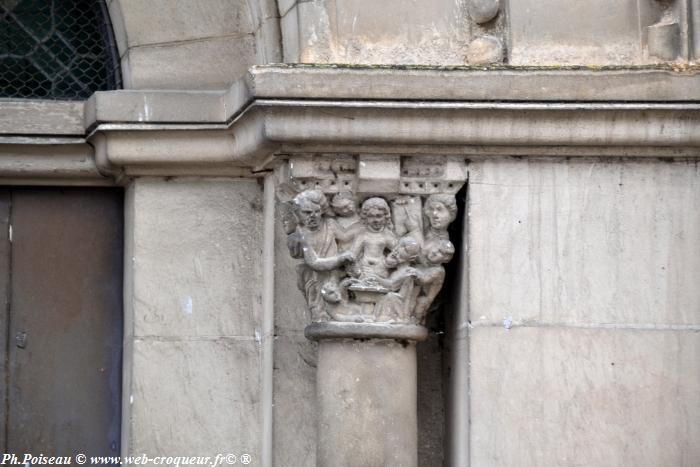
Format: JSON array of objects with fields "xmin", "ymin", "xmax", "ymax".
[{"xmin": 278, "ymin": 155, "xmax": 467, "ymax": 331}]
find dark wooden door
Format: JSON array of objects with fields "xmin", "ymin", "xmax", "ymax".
[{"xmin": 0, "ymin": 187, "xmax": 123, "ymax": 457}]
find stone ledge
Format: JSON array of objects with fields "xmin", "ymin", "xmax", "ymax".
[
  {"xmin": 0, "ymin": 140, "xmax": 110, "ymax": 185},
  {"xmin": 82, "ymin": 65, "xmax": 700, "ymax": 128},
  {"xmin": 0, "ymin": 100, "xmax": 84, "ymax": 136},
  {"xmin": 305, "ymin": 322, "xmax": 429, "ymax": 342},
  {"xmin": 247, "ymin": 64, "xmax": 700, "ymax": 104}
]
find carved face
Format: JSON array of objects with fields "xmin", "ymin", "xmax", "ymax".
[
  {"xmin": 365, "ymin": 207, "xmax": 387, "ymax": 232},
  {"xmin": 425, "ymin": 200, "xmax": 452, "ymax": 230},
  {"xmin": 426, "ymin": 248, "xmax": 448, "ymax": 265},
  {"xmin": 332, "ymin": 198, "xmax": 356, "ymax": 217},
  {"xmin": 425, "ymin": 239, "xmax": 455, "ymax": 265},
  {"xmin": 297, "ymin": 200, "xmax": 323, "ymax": 231},
  {"xmin": 388, "ymin": 237, "xmax": 420, "ymax": 265}
]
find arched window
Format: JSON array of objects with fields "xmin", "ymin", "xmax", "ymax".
[{"xmin": 0, "ymin": 0, "xmax": 121, "ymax": 100}]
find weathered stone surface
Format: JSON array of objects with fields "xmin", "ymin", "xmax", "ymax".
[
  {"xmin": 466, "ymin": 35, "xmax": 503, "ymax": 64},
  {"xmin": 468, "ymin": 0, "xmax": 500, "ymax": 24},
  {"xmin": 272, "ymin": 335, "xmax": 317, "ymax": 467},
  {"xmin": 95, "ymin": 131, "xmax": 242, "ymax": 169},
  {"xmin": 273, "ymin": 214, "xmax": 310, "ymax": 332},
  {"xmin": 469, "ymin": 158, "xmax": 700, "ymax": 327},
  {"xmin": 317, "ymin": 339, "xmax": 418, "ymax": 467},
  {"xmin": 277, "ymin": 0, "xmax": 297, "ymax": 20},
  {"xmin": 0, "ymin": 101, "xmax": 84, "ymax": 135},
  {"xmin": 280, "ymin": 5, "xmax": 300, "ymax": 62},
  {"xmin": 508, "ymin": 0, "xmax": 654, "ymax": 65},
  {"xmin": 247, "ymin": 66, "xmax": 700, "ymax": 102},
  {"xmin": 124, "ymin": 35, "xmax": 257, "ymax": 89},
  {"xmin": 693, "ymin": 4, "xmax": 700, "ymax": 60},
  {"xmin": 469, "ymin": 327, "xmax": 700, "ymax": 467},
  {"xmin": 129, "ymin": 339, "xmax": 261, "ymax": 456},
  {"xmin": 106, "ymin": 0, "xmax": 128, "ymax": 57},
  {"xmin": 272, "ymin": 213, "xmax": 317, "ymax": 466},
  {"xmin": 357, "ymin": 155, "xmax": 401, "ymax": 193},
  {"xmin": 648, "ymin": 21, "xmax": 681, "ymax": 61},
  {"xmin": 85, "ymin": 91, "xmax": 227, "ymax": 126},
  {"xmin": 291, "ymin": 0, "xmax": 470, "ymax": 64},
  {"xmin": 255, "ymin": 7, "xmax": 283, "ymax": 64},
  {"xmin": 116, "ymin": 0, "xmax": 256, "ymax": 47},
  {"xmin": 131, "ymin": 177, "xmax": 263, "ymax": 337},
  {"xmin": 0, "ymin": 144, "xmax": 104, "ymax": 183}
]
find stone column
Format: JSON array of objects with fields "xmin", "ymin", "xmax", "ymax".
[
  {"xmin": 277, "ymin": 154, "xmax": 467, "ymax": 467},
  {"xmin": 308, "ymin": 323, "xmax": 426, "ymax": 467}
]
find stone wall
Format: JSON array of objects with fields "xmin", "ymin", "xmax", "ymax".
[
  {"xmin": 467, "ymin": 158, "xmax": 700, "ymax": 466},
  {"xmin": 108, "ymin": 0, "xmax": 280, "ymax": 89},
  {"xmin": 122, "ymin": 178, "xmax": 265, "ymax": 456},
  {"xmin": 280, "ymin": 0, "xmax": 698, "ymax": 65}
]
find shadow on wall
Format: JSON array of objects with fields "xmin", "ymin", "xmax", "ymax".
[{"xmin": 417, "ymin": 182, "xmax": 467, "ymax": 466}]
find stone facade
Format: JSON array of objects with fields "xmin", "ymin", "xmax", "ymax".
[{"xmin": 1, "ymin": 1, "xmax": 699, "ymax": 466}]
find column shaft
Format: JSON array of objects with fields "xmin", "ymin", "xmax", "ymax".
[{"xmin": 316, "ymin": 339, "xmax": 418, "ymax": 467}]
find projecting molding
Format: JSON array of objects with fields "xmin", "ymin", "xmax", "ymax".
[{"xmin": 1, "ymin": 65, "xmax": 700, "ymax": 181}]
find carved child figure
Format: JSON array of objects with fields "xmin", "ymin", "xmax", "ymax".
[
  {"xmin": 414, "ymin": 238, "xmax": 455, "ymax": 324},
  {"xmin": 330, "ymin": 191, "xmax": 362, "ymax": 251},
  {"xmin": 373, "ymin": 236, "xmax": 421, "ymax": 322},
  {"xmin": 348, "ymin": 197, "xmax": 397, "ymax": 280}
]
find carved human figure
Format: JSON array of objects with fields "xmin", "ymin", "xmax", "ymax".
[
  {"xmin": 330, "ymin": 191, "xmax": 362, "ymax": 251},
  {"xmin": 421, "ymin": 194, "xmax": 457, "ymax": 264},
  {"xmin": 373, "ymin": 236, "xmax": 421, "ymax": 322},
  {"xmin": 414, "ymin": 238, "xmax": 455, "ymax": 324},
  {"xmin": 287, "ymin": 190, "xmax": 354, "ymax": 320},
  {"xmin": 423, "ymin": 194, "xmax": 458, "ymax": 240},
  {"xmin": 283, "ymin": 187, "xmax": 460, "ymax": 326},
  {"xmin": 348, "ymin": 197, "xmax": 397, "ymax": 280}
]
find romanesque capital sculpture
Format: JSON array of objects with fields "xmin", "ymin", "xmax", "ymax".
[{"xmin": 279, "ymin": 154, "xmax": 467, "ymax": 335}]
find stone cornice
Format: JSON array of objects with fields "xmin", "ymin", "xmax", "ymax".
[
  {"xmin": 245, "ymin": 65, "xmax": 700, "ymax": 103},
  {"xmin": 90, "ymin": 99, "xmax": 700, "ymax": 176},
  {"xmin": 1, "ymin": 66, "xmax": 700, "ymax": 182}
]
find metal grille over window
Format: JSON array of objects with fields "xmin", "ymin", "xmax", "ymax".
[{"xmin": 0, "ymin": 0, "xmax": 121, "ymax": 100}]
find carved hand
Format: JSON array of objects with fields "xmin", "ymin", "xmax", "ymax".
[
  {"xmin": 402, "ymin": 267, "xmax": 418, "ymax": 278},
  {"xmin": 340, "ymin": 251, "xmax": 355, "ymax": 264}
]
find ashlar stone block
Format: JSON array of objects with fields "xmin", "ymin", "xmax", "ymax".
[
  {"xmin": 357, "ymin": 155, "xmax": 401, "ymax": 194},
  {"xmin": 129, "ymin": 339, "xmax": 261, "ymax": 457},
  {"xmin": 124, "ymin": 35, "xmax": 257, "ymax": 90},
  {"xmin": 116, "ymin": 0, "xmax": 256, "ymax": 48},
  {"xmin": 272, "ymin": 335, "xmax": 317, "ymax": 467},
  {"xmin": 469, "ymin": 158, "xmax": 700, "ymax": 327},
  {"xmin": 469, "ymin": 327, "xmax": 700, "ymax": 467},
  {"xmin": 131, "ymin": 177, "xmax": 263, "ymax": 338},
  {"xmin": 508, "ymin": 0, "xmax": 657, "ymax": 65},
  {"xmin": 294, "ymin": 0, "xmax": 471, "ymax": 64}
]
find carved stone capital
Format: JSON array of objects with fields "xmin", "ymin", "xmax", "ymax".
[{"xmin": 277, "ymin": 154, "xmax": 467, "ymax": 340}]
